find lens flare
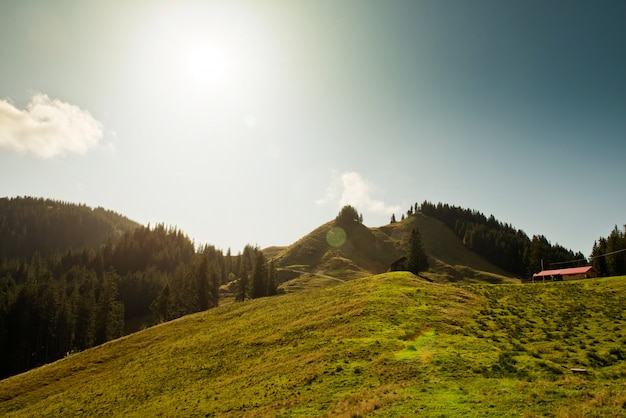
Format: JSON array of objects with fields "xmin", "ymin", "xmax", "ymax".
[{"xmin": 326, "ymin": 227, "xmax": 347, "ymax": 248}]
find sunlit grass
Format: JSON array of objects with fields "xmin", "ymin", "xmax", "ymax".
[{"xmin": 1, "ymin": 273, "xmax": 625, "ymax": 417}]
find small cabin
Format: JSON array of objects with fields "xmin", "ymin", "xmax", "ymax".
[
  {"xmin": 389, "ymin": 256, "xmax": 407, "ymax": 272},
  {"xmin": 532, "ymin": 266, "xmax": 598, "ymax": 282}
]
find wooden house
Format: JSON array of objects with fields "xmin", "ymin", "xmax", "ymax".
[
  {"xmin": 388, "ymin": 256, "xmax": 407, "ymax": 272},
  {"xmin": 532, "ymin": 266, "xmax": 598, "ymax": 282}
]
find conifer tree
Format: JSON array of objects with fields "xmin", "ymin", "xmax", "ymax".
[
  {"xmin": 151, "ymin": 283, "xmax": 170, "ymax": 323},
  {"xmin": 224, "ymin": 248, "xmax": 232, "ymax": 281},
  {"xmin": 94, "ymin": 271, "xmax": 124, "ymax": 344},
  {"xmin": 605, "ymin": 225, "xmax": 626, "ymax": 276},
  {"xmin": 390, "ymin": 214, "xmax": 396, "ymax": 223},
  {"xmin": 236, "ymin": 259, "xmax": 249, "ymax": 302},
  {"xmin": 195, "ymin": 255, "xmax": 210, "ymax": 310},
  {"xmin": 251, "ymin": 251, "xmax": 267, "ymax": 298},
  {"xmin": 405, "ymin": 227, "xmax": 429, "ymax": 274},
  {"xmin": 209, "ymin": 264, "xmax": 220, "ymax": 307},
  {"xmin": 73, "ymin": 282, "xmax": 96, "ymax": 350},
  {"xmin": 336, "ymin": 205, "xmax": 360, "ymax": 226}
]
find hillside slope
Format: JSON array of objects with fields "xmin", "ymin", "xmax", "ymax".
[
  {"xmin": 377, "ymin": 213, "xmax": 516, "ymax": 282},
  {"xmin": 0, "ymin": 196, "xmax": 140, "ymax": 258},
  {"xmin": 273, "ymin": 220, "xmax": 401, "ymax": 279},
  {"xmin": 273, "ymin": 213, "xmax": 516, "ymax": 282},
  {"xmin": 1, "ymin": 274, "xmax": 625, "ymax": 417}
]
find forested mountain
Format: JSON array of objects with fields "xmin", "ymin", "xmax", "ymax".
[
  {"xmin": 0, "ymin": 197, "xmax": 140, "ymax": 259},
  {"xmin": 0, "ymin": 198, "xmax": 277, "ymax": 379},
  {"xmin": 591, "ymin": 225, "xmax": 626, "ymax": 277},
  {"xmin": 418, "ymin": 201, "xmax": 587, "ymax": 277},
  {"xmin": 0, "ymin": 196, "xmax": 618, "ymax": 381}
]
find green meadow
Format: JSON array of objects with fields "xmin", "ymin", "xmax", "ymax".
[{"xmin": 1, "ymin": 273, "xmax": 625, "ymax": 417}]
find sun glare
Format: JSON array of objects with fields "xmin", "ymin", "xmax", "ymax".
[
  {"xmin": 127, "ymin": 1, "xmax": 287, "ymax": 130},
  {"xmin": 182, "ymin": 43, "xmax": 229, "ymax": 83}
]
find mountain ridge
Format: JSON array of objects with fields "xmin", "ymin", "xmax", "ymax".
[
  {"xmin": 0, "ymin": 196, "xmax": 141, "ymax": 259},
  {"xmin": 1, "ymin": 196, "xmax": 583, "ymax": 285}
]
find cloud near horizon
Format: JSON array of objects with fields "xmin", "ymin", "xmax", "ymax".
[
  {"xmin": 0, "ymin": 94, "xmax": 103, "ymax": 158},
  {"xmin": 317, "ymin": 171, "xmax": 400, "ymax": 216}
]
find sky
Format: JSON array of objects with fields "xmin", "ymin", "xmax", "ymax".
[{"xmin": 1, "ymin": 0, "xmax": 625, "ymax": 256}]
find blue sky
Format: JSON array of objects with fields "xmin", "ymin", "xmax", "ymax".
[{"xmin": 1, "ymin": 0, "xmax": 624, "ymax": 256}]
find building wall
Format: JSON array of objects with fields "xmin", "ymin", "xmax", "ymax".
[{"xmin": 563, "ymin": 273, "xmax": 586, "ymax": 281}]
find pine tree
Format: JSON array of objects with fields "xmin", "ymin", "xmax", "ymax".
[
  {"xmin": 390, "ymin": 214, "xmax": 396, "ymax": 224},
  {"xmin": 251, "ymin": 252, "xmax": 267, "ymax": 298},
  {"xmin": 336, "ymin": 205, "xmax": 360, "ymax": 226},
  {"xmin": 224, "ymin": 248, "xmax": 233, "ymax": 282},
  {"xmin": 73, "ymin": 282, "xmax": 95, "ymax": 350},
  {"xmin": 94, "ymin": 271, "xmax": 124, "ymax": 345},
  {"xmin": 151, "ymin": 283, "xmax": 170, "ymax": 323},
  {"xmin": 605, "ymin": 225, "xmax": 626, "ymax": 276},
  {"xmin": 195, "ymin": 255, "xmax": 210, "ymax": 310},
  {"xmin": 236, "ymin": 260, "xmax": 249, "ymax": 302},
  {"xmin": 406, "ymin": 227, "xmax": 429, "ymax": 274},
  {"xmin": 54, "ymin": 281, "xmax": 75, "ymax": 359},
  {"xmin": 209, "ymin": 264, "xmax": 220, "ymax": 307}
]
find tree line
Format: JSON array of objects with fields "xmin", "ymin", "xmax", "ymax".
[
  {"xmin": 0, "ymin": 223, "xmax": 277, "ymax": 379},
  {"xmin": 396, "ymin": 201, "xmax": 586, "ymax": 278},
  {"xmin": 0, "ymin": 196, "xmax": 139, "ymax": 260},
  {"xmin": 591, "ymin": 225, "xmax": 626, "ymax": 277}
]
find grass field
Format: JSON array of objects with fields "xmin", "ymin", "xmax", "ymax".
[{"xmin": 1, "ymin": 273, "xmax": 625, "ymax": 417}]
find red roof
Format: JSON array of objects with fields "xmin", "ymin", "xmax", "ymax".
[{"xmin": 533, "ymin": 266, "xmax": 596, "ymax": 278}]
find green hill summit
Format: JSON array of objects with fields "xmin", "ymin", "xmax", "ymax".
[{"xmin": 273, "ymin": 205, "xmax": 516, "ymax": 284}]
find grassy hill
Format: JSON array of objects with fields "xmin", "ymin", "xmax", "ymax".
[
  {"xmin": 273, "ymin": 220, "xmax": 400, "ymax": 280},
  {"xmin": 1, "ymin": 273, "xmax": 624, "ymax": 417},
  {"xmin": 272, "ymin": 213, "xmax": 517, "ymax": 283}
]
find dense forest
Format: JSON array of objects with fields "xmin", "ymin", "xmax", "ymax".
[
  {"xmin": 0, "ymin": 199, "xmax": 276, "ymax": 379},
  {"xmin": 0, "ymin": 197, "xmax": 139, "ymax": 259},
  {"xmin": 416, "ymin": 201, "xmax": 587, "ymax": 277},
  {"xmin": 591, "ymin": 225, "xmax": 626, "ymax": 277}
]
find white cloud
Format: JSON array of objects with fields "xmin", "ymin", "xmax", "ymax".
[
  {"xmin": 0, "ymin": 93, "xmax": 103, "ymax": 158},
  {"xmin": 315, "ymin": 169, "xmax": 340, "ymax": 206},
  {"xmin": 317, "ymin": 171, "xmax": 400, "ymax": 215}
]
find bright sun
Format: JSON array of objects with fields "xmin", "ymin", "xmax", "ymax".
[
  {"xmin": 128, "ymin": 2, "xmax": 286, "ymax": 123},
  {"xmin": 181, "ymin": 43, "xmax": 230, "ymax": 83}
]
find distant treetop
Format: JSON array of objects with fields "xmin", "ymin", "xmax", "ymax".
[{"xmin": 335, "ymin": 205, "xmax": 363, "ymax": 226}]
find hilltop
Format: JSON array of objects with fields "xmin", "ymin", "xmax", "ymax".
[
  {"xmin": 0, "ymin": 196, "xmax": 140, "ymax": 259},
  {"xmin": 272, "ymin": 212, "xmax": 517, "ymax": 283},
  {"xmin": 1, "ymin": 272, "xmax": 625, "ymax": 417}
]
